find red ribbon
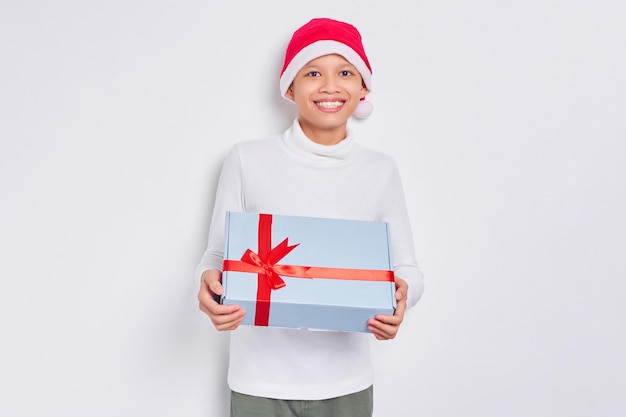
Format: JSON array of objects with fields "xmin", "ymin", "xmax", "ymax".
[{"xmin": 223, "ymin": 213, "xmax": 394, "ymax": 326}]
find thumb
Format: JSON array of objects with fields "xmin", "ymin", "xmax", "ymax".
[
  {"xmin": 202, "ymin": 270, "xmax": 224, "ymax": 296},
  {"xmin": 209, "ymin": 279, "xmax": 224, "ymax": 296},
  {"xmin": 395, "ymin": 278, "xmax": 408, "ymax": 301}
]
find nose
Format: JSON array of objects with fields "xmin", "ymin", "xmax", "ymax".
[{"xmin": 319, "ymin": 74, "xmax": 340, "ymax": 94}]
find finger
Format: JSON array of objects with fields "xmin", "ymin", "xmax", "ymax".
[
  {"xmin": 375, "ymin": 310, "xmax": 403, "ymax": 325},
  {"xmin": 197, "ymin": 286, "xmax": 241, "ymax": 316},
  {"xmin": 197, "ymin": 284, "xmax": 218, "ymax": 307},
  {"xmin": 199, "ymin": 299, "xmax": 246, "ymax": 329},
  {"xmin": 370, "ymin": 328, "xmax": 387, "ymax": 341},
  {"xmin": 215, "ymin": 319, "xmax": 243, "ymax": 331},
  {"xmin": 369, "ymin": 307, "xmax": 405, "ymax": 338},
  {"xmin": 394, "ymin": 296, "xmax": 407, "ymax": 318},
  {"xmin": 198, "ymin": 273, "xmax": 223, "ymax": 306},
  {"xmin": 211, "ymin": 313, "xmax": 244, "ymax": 331},
  {"xmin": 395, "ymin": 278, "xmax": 408, "ymax": 299},
  {"xmin": 367, "ymin": 317, "xmax": 399, "ymax": 340},
  {"xmin": 198, "ymin": 296, "xmax": 241, "ymax": 316},
  {"xmin": 368, "ymin": 321, "xmax": 396, "ymax": 340},
  {"xmin": 211, "ymin": 309, "xmax": 247, "ymax": 330}
]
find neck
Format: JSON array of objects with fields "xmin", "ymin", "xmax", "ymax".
[{"xmin": 298, "ymin": 119, "xmax": 347, "ymax": 145}]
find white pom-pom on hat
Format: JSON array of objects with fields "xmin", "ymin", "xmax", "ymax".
[
  {"xmin": 352, "ymin": 98, "xmax": 374, "ymax": 119},
  {"xmin": 280, "ymin": 18, "xmax": 374, "ymax": 119}
]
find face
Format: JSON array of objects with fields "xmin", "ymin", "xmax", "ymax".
[{"xmin": 285, "ymin": 54, "xmax": 369, "ymax": 145}]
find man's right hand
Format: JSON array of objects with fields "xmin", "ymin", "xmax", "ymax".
[{"xmin": 198, "ymin": 269, "xmax": 246, "ymax": 331}]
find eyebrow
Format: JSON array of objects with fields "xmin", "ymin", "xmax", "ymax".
[{"xmin": 301, "ymin": 63, "xmax": 357, "ymax": 72}]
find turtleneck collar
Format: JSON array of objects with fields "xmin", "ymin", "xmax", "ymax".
[{"xmin": 282, "ymin": 119, "xmax": 355, "ymax": 165}]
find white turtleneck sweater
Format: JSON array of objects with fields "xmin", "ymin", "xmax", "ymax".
[{"xmin": 197, "ymin": 119, "xmax": 424, "ymax": 400}]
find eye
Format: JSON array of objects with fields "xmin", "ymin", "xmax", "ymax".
[
  {"xmin": 340, "ymin": 70, "xmax": 353, "ymax": 77},
  {"xmin": 306, "ymin": 71, "xmax": 321, "ymax": 77}
]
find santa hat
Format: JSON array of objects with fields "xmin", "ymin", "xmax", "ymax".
[{"xmin": 280, "ymin": 18, "xmax": 374, "ymax": 119}]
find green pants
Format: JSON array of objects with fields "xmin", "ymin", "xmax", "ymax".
[{"xmin": 230, "ymin": 386, "xmax": 373, "ymax": 417}]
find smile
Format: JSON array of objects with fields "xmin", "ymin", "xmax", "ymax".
[{"xmin": 315, "ymin": 101, "xmax": 344, "ymax": 109}]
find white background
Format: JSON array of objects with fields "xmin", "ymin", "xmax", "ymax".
[{"xmin": 1, "ymin": 1, "xmax": 625, "ymax": 416}]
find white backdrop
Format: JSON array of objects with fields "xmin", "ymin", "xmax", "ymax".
[{"xmin": 1, "ymin": 1, "xmax": 625, "ymax": 416}]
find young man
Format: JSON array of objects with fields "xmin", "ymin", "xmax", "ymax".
[{"xmin": 197, "ymin": 17, "xmax": 424, "ymax": 417}]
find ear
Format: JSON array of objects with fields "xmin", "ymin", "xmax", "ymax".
[
  {"xmin": 360, "ymin": 85, "xmax": 369, "ymax": 100},
  {"xmin": 285, "ymin": 84, "xmax": 295, "ymax": 100},
  {"xmin": 359, "ymin": 78, "xmax": 369, "ymax": 100}
]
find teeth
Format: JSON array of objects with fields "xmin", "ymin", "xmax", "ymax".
[{"xmin": 316, "ymin": 101, "xmax": 343, "ymax": 109}]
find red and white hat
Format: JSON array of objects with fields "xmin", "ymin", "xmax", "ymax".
[{"xmin": 280, "ymin": 18, "xmax": 374, "ymax": 119}]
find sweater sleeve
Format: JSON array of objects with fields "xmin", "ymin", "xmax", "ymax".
[
  {"xmin": 381, "ymin": 160, "xmax": 425, "ymax": 308},
  {"xmin": 195, "ymin": 145, "xmax": 245, "ymax": 282}
]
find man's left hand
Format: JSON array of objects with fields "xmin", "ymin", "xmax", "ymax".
[{"xmin": 367, "ymin": 277, "xmax": 408, "ymax": 340}]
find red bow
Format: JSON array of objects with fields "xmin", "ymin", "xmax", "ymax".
[{"xmin": 239, "ymin": 238, "xmax": 310, "ymax": 290}]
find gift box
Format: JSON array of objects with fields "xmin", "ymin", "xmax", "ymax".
[{"xmin": 221, "ymin": 211, "xmax": 396, "ymax": 333}]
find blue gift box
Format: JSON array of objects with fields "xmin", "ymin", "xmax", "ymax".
[{"xmin": 221, "ymin": 211, "xmax": 397, "ymax": 333}]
